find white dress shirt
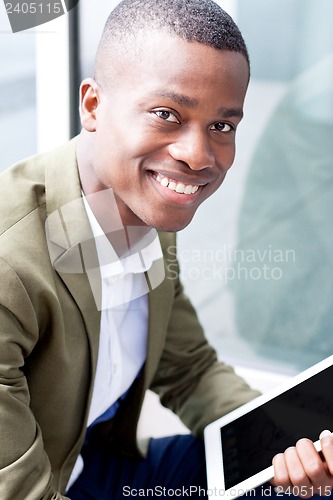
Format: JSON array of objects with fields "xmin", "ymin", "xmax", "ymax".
[{"xmin": 67, "ymin": 194, "xmax": 163, "ymax": 490}]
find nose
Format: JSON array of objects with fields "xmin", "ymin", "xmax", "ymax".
[{"xmin": 168, "ymin": 126, "xmax": 215, "ymax": 171}]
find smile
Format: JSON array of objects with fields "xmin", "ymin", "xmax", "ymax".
[{"xmin": 154, "ymin": 173, "xmax": 200, "ymax": 195}]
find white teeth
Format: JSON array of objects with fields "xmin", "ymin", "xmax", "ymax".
[
  {"xmin": 154, "ymin": 174, "xmax": 199, "ymax": 195},
  {"xmin": 176, "ymin": 183, "xmax": 185, "ymax": 194},
  {"xmin": 161, "ymin": 177, "xmax": 169, "ymax": 187}
]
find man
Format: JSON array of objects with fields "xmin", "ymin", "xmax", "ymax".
[{"xmin": 1, "ymin": 0, "xmax": 332, "ymax": 498}]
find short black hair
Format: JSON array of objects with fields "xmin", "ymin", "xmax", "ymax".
[{"xmin": 95, "ymin": 0, "xmax": 249, "ymax": 85}]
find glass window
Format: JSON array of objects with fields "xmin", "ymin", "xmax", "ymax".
[
  {"xmin": 0, "ymin": 8, "xmax": 37, "ymax": 170},
  {"xmin": 0, "ymin": 4, "xmax": 71, "ymax": 169}
]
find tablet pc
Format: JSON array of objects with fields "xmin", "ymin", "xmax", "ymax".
[{"xmin": 204, "ymin": 354, "xmax": 333, "ymax": 499}]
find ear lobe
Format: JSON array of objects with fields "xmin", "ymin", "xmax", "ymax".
[{"xmin": 79, "ymin": 78, "xmax": 100, "ymax": 132}]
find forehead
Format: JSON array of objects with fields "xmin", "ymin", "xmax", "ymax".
[{"xmin": 106, "ymin": 31, "xmax": 249, "ymax": 107}]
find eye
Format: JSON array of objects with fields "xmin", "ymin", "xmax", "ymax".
[
  {"xmin": 210, "ymin": 122, "xmax": 233, "ymax": 133},
  {"xmin": 153, "ymin": 109, "xmax": 179, "ymax": 123}
]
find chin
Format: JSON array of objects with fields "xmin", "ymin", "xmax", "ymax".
[
  {"xmin": 148, "ymin": 216, "xmax": 194, "ymax": 233},
  {"xmin": 133, "ymin": 206, "xmax": 197, "ymax": 233}
]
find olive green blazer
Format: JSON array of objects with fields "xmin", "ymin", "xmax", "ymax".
[{"xmin": 0, "ymin": 140, "xmax": 259, "ymax": 499}]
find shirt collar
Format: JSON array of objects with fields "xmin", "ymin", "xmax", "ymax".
[{"xmin": 82, "ymin": 193, "xmax": 163, "ymax": 280}]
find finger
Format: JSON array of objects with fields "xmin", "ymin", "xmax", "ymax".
[
  {"xmin": 272, "ymin": 452, "xmax": 291, "ymax": 489},
  {"xmin": 320, "ymin": 430, "xmax": 333, "ymax": 477},
  {"xmin": 296, "ymin": 438, "xmax": 328, "ymax": 489},
  {"xmin": 284, "ymin": 444, "xmax": 312, "ymax": 497},
  {"xmin": 272, "ymin": 448, "xmax": 311, "ymax": 488}
]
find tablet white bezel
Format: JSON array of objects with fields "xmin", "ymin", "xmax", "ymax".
[{"xmin": 204, "ymin": 355, "xmax": 333, "ymax": 499}]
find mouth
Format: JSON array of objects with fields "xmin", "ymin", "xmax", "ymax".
[{"xmin": 149, "ymin": 171, "xmax": 204, "ymax": 196}]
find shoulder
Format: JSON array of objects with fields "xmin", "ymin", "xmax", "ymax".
[
  {"xmin": 0, "ymin": 139, "xmax": 78, "ymax": 238},
  {"xmin": 0, "ymin": 140, "xmax": 79, "ymax": 280},
  {"xmin": 0, "ymin": 151, "xmax": 46, "ymax": 235}
]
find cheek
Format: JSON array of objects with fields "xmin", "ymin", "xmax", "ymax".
[
  {"xmin": 108, "ymin": 126, "xmax": 153, "ymax": 163},
  {"xmin": 215, "ymin": 142, "xmax": 236, "ymax": 173}
]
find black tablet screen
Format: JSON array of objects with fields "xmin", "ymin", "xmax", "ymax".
[{"xmin": 220, "ymin": 365, "xmax": 333, "ymax": 489}]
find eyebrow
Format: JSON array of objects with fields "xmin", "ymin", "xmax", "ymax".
[
  {"xmin": 151, "ymin": 91, "xmax": 244, "ymax": 119},
  {"xmin": 217, "ymin": 106, "xmax": 244, "ymax": 120},
  {"xmin": 153, "ymin": 91, "xmax": 199, "ymax": 109}
]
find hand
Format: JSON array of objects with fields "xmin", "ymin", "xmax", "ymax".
[{"xmin": 272, "ymin": 430, "xmax": 333, "ymax": 498}]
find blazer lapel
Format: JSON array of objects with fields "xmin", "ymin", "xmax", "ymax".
[
  {"xmin": 44, "ymin": 139, "xmax": 101, "ymax": 377},
  {"xmin": 144, "ymin": 241, "xmax": 175, "ymax": 387}
]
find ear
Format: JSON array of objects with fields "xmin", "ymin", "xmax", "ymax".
[{"xmin": 79, "ymin": 78, "xmax": 101, "ymax": 132}]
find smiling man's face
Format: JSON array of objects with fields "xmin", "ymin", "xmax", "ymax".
[{"xmin": 79, "ymin": 30, "xmax": 249, "ymax": 232}]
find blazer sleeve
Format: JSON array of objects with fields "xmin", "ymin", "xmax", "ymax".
[
  {"xmin": 0, "ymin": 258, "xmax": 68, "ymax": 500},
  {"xmin": 150, "ymin": 239, "xmax": 261, "ymax": 436}
]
